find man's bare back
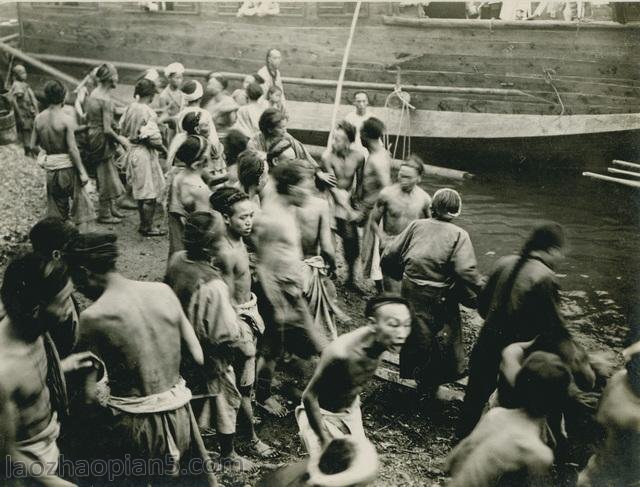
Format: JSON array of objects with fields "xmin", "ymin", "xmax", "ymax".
[
  {"xmin": 80, "ymin": 279, "xmax": 185, "ymax": 397},
  {"xmin": 296, "ymin": 195, "xmax": 332, "ymax": 259},
  {"xmin": 34, "ymin": 106, "xmax": 74, "ymax": 155},
  {"xmin": 377, "ymin": 184, "xmax": 431, "ymax": 236}
]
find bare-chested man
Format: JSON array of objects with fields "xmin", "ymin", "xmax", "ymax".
[
  {"xmin": 32, "ymin": 80, "xmax": 95, "ymax": 232},
  {"xmin": 292, "ymin": 159, "xmax": 345, "ymax": 341},
  {"xmin": 252, "ymin": 162, "xmax": 329, "ymax": 417},
  {"xmin": 0, "ymin": 253, "xmax": 79, "ymax": 486},
  {"xmin": 166, "ymin": 211, "xmax": 261, "ymax": 471},
  {"xmin": 298, "ymin": 295, "xmax": 411, "ymax": 456},
  {"xmin": 371, "ymin": 155, "xmax": 431, "ymax": 293},
  {"xmin": 358, "ymin": 117, "xmax": 393, "ymax": 293},
  {"xmin": 66, "ymin": 232, "xmax": 214, "ymax": 484},
  {"xmin": 209, "ymin": 187, "xmax": 277, "ymax": 459},
  {"xmin": 321, "ymin": 121, "xmax": 365, "ymax": 288}
]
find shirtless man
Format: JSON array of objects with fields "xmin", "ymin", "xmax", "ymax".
[
  {"xmin": 157, "ymin": 62, "xmax": 185, "ymax": 145},
  {"xmin": 252, "ymin": 162, "xmax": 328, "ymax": 416},
  {"xmin": 0, "ymin": 253, "xmax": 78, "ymax": 486},
  {"xmin": 32, "ymin": 80, "xmax": 95, "ymax": 232},
  {"xmin": 371, "ymin": 155, "xmax": 431, "ymax": 293},
  {"xmin": 298, "ymin": 295, "xmax": 411, "ymax": 456},
  {"xmin": 165, "ymin": 212, "xmax": 260, "ymax": 471},
  {"xmin": 66, "ymin": 233, "xmax": 212, "ymax": 484},
  {"xmin": 293, "ymin": 159, "xmax": 344, "ymax": 340},
  {"xmin": 359, "ymin": 117, "xmax": 393, "ymax": 293},
  {"xmin": 321, "ymin": 121, "xmax": 365, "ymax": 288},
  {"xmin": 208, "ymin": 187, "xmax": 277, "ymax": 459}
]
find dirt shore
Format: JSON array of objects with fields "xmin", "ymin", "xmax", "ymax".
[{"xmin": 0, "ymin": 144, "xmax": 623, "ymax": 486}]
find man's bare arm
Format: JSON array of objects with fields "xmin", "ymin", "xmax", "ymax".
[
  {"xmin": 101, "ymin": 99, "xmax": 130, "ymax": 149},
  {"xmin": 179, "ymin": 309, "xmax": 204, "ymax": 366},
  {"xmin": 65, "ymin": 119, "xmax": 89, "ymax": 185},
  {"xmin": 302, "ymin": 353, "xmax": 339, "ymax": 445},
  {"xmin": 369, "ymin": 191, "xmax": 387, "ymax": 239},
  {"xmin": 319, "ymin": 201, "xmax": 336, "ymax": 271},
  {"xmin": 354, "ymin": 153, "xmax": 365, "ymax": 202}
]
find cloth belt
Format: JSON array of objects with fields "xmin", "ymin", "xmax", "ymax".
[
  {"xmin": 105, "ymin": 378, "xmax": 192, "ymax": 414},
  {"xmin": 37, "ymin": 151, "xmax": 73, "ymax": 171}
]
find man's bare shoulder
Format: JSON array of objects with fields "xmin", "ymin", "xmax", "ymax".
[
  {"xmin": 414, "ymin": 186, "xmax": 431, "ymax": 200},
  {"xmin": 321, "ymin": 327, "xmax": 371, "ymax": 361},
  {"xmin": 346, "ymin": 149, "xmax": 365, "ymax": 163}
]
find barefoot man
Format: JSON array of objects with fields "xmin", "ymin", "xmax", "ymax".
[
  {"xmin": 253, "ymin": 162, "xmax": 329, "ymax": 417},
  {"xmin": 370, "ymin": 155, "xmax": 431, "ymax": 293},
  {"xmin": 208, "ymin": 187, "xmax": 277, "ymax": 460},
  {"xmin": 358, "ymin": 118, "xmax": 392, "ymax": 293},
  {"xmin": 297, "ymin": 295, "xmax": 412, "ymax": 456},
  {"xmin": 321, "ymin": 120, "xmax": 365, "ymax": 289},
  {"xmin": 66, "ymin": 233, "xmax": 215, "ymax": 485},
  {"xmin": 32, "ymin": 80, "xmax": 95, "ymax": 232},
  {"xmin": 166, "ymin": 211, "xmax": 260, "ymax": 471}
]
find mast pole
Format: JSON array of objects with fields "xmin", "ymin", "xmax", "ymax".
[{"xmin": 327, "ymin": 1, "xmax": 362, "ymax": 149}]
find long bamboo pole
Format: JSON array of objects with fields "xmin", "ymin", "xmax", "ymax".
[
  {"xmin": 582, "ymin": 172, "xmax": 640, "ymax": 188},
  {"xmin": 607, "ymin": 167, "xmax": 640, "ymax": 179},
  {"xmin": 327, "ymin": 1, "xmax": 362, "ymax": 149},
  {"xmin": 612, "ymin": 159, "xmax": 640, "ymax": 171},
  {"xmin": 0, "ymin": 41, "xmax": 80, "ymax": 86}
]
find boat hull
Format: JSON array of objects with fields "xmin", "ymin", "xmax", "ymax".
[{"xmin": 292, "ymin": 126, "xmax": 640, "ymax": 172}]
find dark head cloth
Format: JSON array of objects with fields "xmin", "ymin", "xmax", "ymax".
[
  {"xmin": 29, "ymin": 217, "xmax": 79, "ymax": 259},
  {"xmin": 365, "ymin": 293, "xmax": 411, "ymax": 318},
  {"xmin": 66, "ymin": 233, "xmax": 119, "ymax": 270}
]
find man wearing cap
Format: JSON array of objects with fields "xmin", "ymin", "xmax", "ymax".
[
  {"xmin": 370, "ymin": 154, "xmax": 431, "ymax": 293},
  {"xmin": 158, "ymin": 62, "xmax": 185, "ymax": 145},
  {"xmin": 297, "ymin": 294, "xmax": 412, "ymax": 456},
  {"xmin": 66, "ymin": 233, "xmax": 213, "ymax": 484},
  {"xmin": 381, "ymin": 188, "xmax": 484, "ymax": 411}
]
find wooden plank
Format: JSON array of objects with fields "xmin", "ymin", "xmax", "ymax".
[
  {"xmin": 582, "ymin": 171, "xmax": 640, "ymax": 188},
  {"xmin": 607, "ymin": 167, "xmax": 640, "ymax": 178}
]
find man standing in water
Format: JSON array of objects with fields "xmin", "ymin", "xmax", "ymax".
[
  {"xmin": 370, "ymin": 155, "xmax": 431, "ymax": 293},
  {"xmin": 321, "ymin": 121, "xmax": 364, "ymax": 289},
  {"xmin": 359, "ymin": 117, "xmax": 392, "ymax": 293},
  {"xmin": 297, "ymin": 295, "xmax": 412, "ymax": 456},
  {"xmin": 66, "ymin": 232, "xmax": 213, "ymax": 484},
  {"xmin": 31, "ymin": 80, "xmax": 95, "ymax": 231}
]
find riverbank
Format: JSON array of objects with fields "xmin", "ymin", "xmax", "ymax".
[{"xmin": 0, "ymin": 144, "xmax": 626, "ymax": 486}]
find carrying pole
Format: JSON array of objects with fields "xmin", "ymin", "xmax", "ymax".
[
  {"xmin": 327, "ymin": 1, "xmax": 362, "ymax": 149},
  {"xmin": 0, "ymin": 41, "xmax": 80, "ymax": 86}
]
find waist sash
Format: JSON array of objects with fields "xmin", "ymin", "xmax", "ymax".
[{"xmin": 37, "ymin": 151, "xmax": 73, "ymax": 171}]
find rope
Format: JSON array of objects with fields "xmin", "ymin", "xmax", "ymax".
[
  {"xmin": 384, "ymin": 86, "xmax": 414, "ymax": 160},
  {"xmin": 326, "ymin": 1, "xmax": 362, "ymax": 149}
]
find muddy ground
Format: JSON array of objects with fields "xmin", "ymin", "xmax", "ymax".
[{"xmin": 0, "ymin": 144, "xmax": 624, "ymax": 486}]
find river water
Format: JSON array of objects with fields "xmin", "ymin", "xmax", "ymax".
[{"xmin": 420, "ymin": 170, "xmax": 639, "ymax": 350}]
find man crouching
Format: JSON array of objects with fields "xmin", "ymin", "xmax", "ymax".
[{"xmin": 297, "ymin": 295, "xmax": 411, "ymax": 456}]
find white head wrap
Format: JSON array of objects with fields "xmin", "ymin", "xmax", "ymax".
[
  {"xmin": 432, "ymin": 187, "xmax": 462, "ymax": 219},
  {"xmin": 164, "ymin": 62, "xmax": 185, "ymax": 77},
  {"xmin": 182, "ymin": 80, "xmax": 203, "ymax": 103},
  {"xmin": 144, "ymin": 68, "xmax": 160, "ymax": 83}
]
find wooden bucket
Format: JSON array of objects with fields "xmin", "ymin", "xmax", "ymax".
[{"xmin": 0, "ymin": 109, "xmax": 17, "ymax": 145}]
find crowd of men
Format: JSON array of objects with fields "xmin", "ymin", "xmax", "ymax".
[{"xmin": 0, "ymin": 51, "xmax": 638, "ymax": 486}]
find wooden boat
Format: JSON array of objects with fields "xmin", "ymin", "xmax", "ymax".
[{"xmin": 9, "ymin": 1, "xmax": 640, "ymax": 170}]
